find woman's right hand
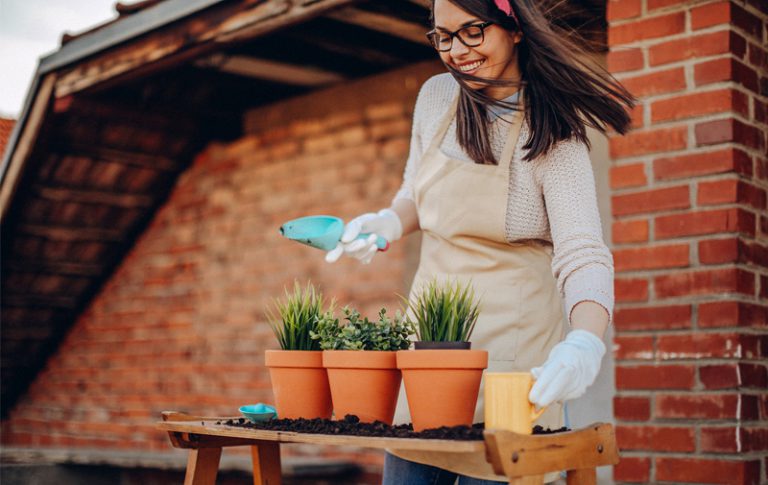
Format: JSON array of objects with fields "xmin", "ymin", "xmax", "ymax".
[{"xmin": 325, "ymin": 209, "xmax": 402, "ymax": 264}]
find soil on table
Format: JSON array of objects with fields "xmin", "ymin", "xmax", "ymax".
[{"xmin": 217, "ymin": 414, "xmax": 568, "ymax": 440}]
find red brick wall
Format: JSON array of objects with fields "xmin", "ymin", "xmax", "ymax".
[
  {"xmin": 1, "ymin": 61, "xmax": 441, "ymax": 478},
  {"xmin": 607, "ymin": 0, "xmax": 767, "ymax": 483},
  {"xmin": 0, "ymin": 117, "xmax": 15, "ymax": 159}
]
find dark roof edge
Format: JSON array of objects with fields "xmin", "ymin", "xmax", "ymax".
[
  {"xmin": 0, "ymin": 73, "xmax": 41, "ymax": 193},
  {"xmin": 39, "ymin": 0, "xmax": 226, "ymax": 74},
  {"xmin": 0, "ymin": 0, "xmax": 226, "ymax": 203}
]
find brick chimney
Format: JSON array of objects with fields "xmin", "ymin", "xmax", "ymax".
[{"xmin": 607, "ymin": 0, "xmax": 766, "ymax": 483}]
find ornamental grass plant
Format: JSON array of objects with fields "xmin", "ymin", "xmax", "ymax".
[
  {"xmin": 407, "ymin": 279, "xmax": 481, "ymax": 343},
  {"xmin": 312, "ymin": 307, "xmax": 414, "ymax": 351},
  {"xmin": 266, "ymin": 281, "xmax": 330, "ymax": 351}
]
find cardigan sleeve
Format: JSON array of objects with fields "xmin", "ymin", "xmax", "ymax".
[
  {"xmin": 537, "ymin": 138, "xmax": 614, "ymax": 324},
  {"xmin": 392, "ymin": 80, "xmax": 430, "ymax": 203}
]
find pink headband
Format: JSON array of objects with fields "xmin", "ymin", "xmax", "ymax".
[{"xmin": 493, "ymin": 0, "xmax": 519, "ymax": 24}]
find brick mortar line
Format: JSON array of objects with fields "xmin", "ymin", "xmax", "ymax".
[
  {"xmin": 614, "ymin": 256, "xmax": 768, "ymax": 273},
  {"xmin": 616, "ymin": 423, "xmax": 768, "ymax": 430},
  {"xmin": 610, "ymin": 14, "xmax": 763, "ymax": 46},
  {"xmin": 611, "ymin": 174, "xmax": 739, "ymax": 194},
  {"xmin": 615, "ymin": 360, "xmax": 768, "ymax": 368},
  {"xmin": 612, "ymin": 234, "xmax": 759, "ymax": 246},
  {"xmin": 616, "ymin": 83, "xmax": 760, "ymax": 105},
  {"xmin": 612, "ymin": 201, "xmax": 762, "ymax": 219},
  {"xmin": 611, "ymin": 174, "xmax": 767, "ymax": 195},
  {"xmin": 612, "ymin": 328, "xmax": 768, "ymax": 337},
  {"xmin": 612, "ymin": 56, "xmax": 737, "ymax": 80},
  {"xmin": 614, "ymin": 326, "xmax": 768, "ymax": 335},
  {"xmin": 613, "ymin": 449, "xmax": 768, "ymax": 458},
  {"xmin": 635, "ymin": 110, "xmax": 759, "ymax": 132},
  {"xmin": 610, "ymin": 49, "xmax": 768, "ymax": 79},
  {"xmin": 613, "ymin": 258, "xmax": 765, "ymax": 272},
  {"xmin": 635, "ymin": 418, "xmax": 766, "ymax": 426},
  {"xmin": 615, "ymin": 352, "xmax": 768, "ymax": 361},
  {"xmin": 615, "ymin": 293, "xmax": 768, "ymax": 308},
  {"xmin": 608, "ymin": 141, "xmax": 746, "ymax": 166}
]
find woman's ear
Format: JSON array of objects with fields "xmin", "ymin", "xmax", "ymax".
[{"xmin": 506, "ymin": 30, "xmax": 523, "ymax": 45}]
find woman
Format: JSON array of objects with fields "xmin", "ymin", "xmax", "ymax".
[{"xmin": 326, "ymin": 0, "xmax": 633, "ymax": 482}]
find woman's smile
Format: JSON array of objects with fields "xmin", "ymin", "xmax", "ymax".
[{"xmin": 456, "ymin": 59, "xmax": 486, "ymax": 74}]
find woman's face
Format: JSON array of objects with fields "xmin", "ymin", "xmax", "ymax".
[{"xmin": 432, "ymin": 0, "xmax": 522, "ymax": 98}]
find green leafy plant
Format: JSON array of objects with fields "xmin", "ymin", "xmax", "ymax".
[
  {"xmin": 266, "ymin": 281, "xmax": 330, "ymax": 351},
  {"xmin": 311, "ymin": 307, "xmax": 414, "ymax": 351},
  {"xmin": 406, "ymin": 279, "xmax": 481, "ymax": 342}
]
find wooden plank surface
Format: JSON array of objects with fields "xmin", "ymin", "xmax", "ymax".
[{"xmin": 157, "ymin": 419, "xmax": 485, "ymax": 453}]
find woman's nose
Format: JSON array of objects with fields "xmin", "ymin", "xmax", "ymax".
[{"xmin": 450, "ymin": 38, "xmax": 470, "ymax": 57}]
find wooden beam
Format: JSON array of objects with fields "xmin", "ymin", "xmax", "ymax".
[
  {"xmin": 54, "ymin": 0, "xmax": 359, "ymax": 98},
  {"xmin": 33, "ymin": 184, "xmax": 154, "ymax": 209},
  {"xmin": 196, "ymin": 54, "xmax": 345, "ymax": 86},
  {"xmin": 52, "ymin": 96, "xmax": 199, "ymax": 134},
  {"xmin": 214, "ymin": 0, "xmax": 359, "ymax": 43},
  {"xmin": 19, "ymin": 223, "xmax": 123, "ymax": 242},
  {"xmin": 0, "ymin": 327, "xmax": 55, "ymax": 340},
  {"xmin": 50, "ymin": 143, "xmax": 181, "ymax": 172},
  {"xmin": 4, "ymin": 259, "xmax": 103, "ymax": 277},
  {"xmin": 406, "ymin": 0, "xmax": 431, "ymax": 8},
  {"xmin": 283, "ymin": 30, "xmax": 404, "ymax": 66},
  {"xmin": 324, "ymin": 7, "xmax": 431, "ymax": 46},
  {"xmin": 2, "ymin": 294, "xmax": 78, "ymax": 309},
  {"xmin": 1, "ymin": 74, "xmax": 56, "ymax": 222}
]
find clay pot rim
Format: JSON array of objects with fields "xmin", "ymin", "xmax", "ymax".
[
  {"xmin": 322, "ymin": 350, "xmax": 398, "ymax": 369},
  {"xmin": 265, "ymin": 349, "xmax": 324, "ymax": 368},
  {"xmin": 395, "ymin": 349, "xmax": 488, "ymax": 370},
  {"xmin": 414, "ymin": 340, "xmax": 471, "ymax": 350}
]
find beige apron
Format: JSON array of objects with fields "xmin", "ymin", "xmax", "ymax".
[{"xmin": 390, "ymin": 93, "xmax": 566, "ymax": 481}]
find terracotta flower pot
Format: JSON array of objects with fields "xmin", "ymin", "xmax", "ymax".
[
  {"xmin": 322, "ymin": 350, "xmax": 401, "ymax": 424},
  {"xmin": 264, "ymin": 350, "xmax": 332, "ymax": 419},
  {"xmin": 396, "ymin": 349, "xmax": 488, "ymax": 431}
]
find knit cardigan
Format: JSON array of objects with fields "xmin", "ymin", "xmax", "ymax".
[{"xmin": 393, "ymin": 73, "xmax": 614, "ymax": 323}]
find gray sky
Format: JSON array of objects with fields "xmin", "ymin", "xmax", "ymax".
[{"xmin": 0, "ymin": 0, "xmax": 135, "ymax": 118}]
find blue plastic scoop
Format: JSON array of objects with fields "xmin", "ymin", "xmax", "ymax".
[
  {"xmin": 279, "ymin": 215, "xmax": 388, "ymax": 252},
  {"xmin": 239, "ymin": 403, "xmax": 277, "ymax": 423}
]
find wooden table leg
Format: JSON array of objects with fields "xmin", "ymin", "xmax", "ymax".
[
  {"xmin": 251, "ymin": 441, "xmax": 281, "ymax": 485},
  {"xmin": 184, "ymin": 447, "xmax": 222, "ymax": 485},
  {"xmin": 566, "ymin": 468, "xmax": 596, "ymax": 485}
]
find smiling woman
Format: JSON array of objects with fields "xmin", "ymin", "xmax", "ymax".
[{"xmin": 308, "ymin": 0, "xmax": 633, "ymax": 482}]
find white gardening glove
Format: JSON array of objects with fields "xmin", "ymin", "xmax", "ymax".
[
  {"xmin": 528, "ymin": 329, "xmax": 606, "ymax": 408},
  {"xmin": 325, "ymin": 209, "xmax": 402, "ymax": 264}
]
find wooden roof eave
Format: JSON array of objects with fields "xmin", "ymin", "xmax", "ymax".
[
  {"xmin": 0, "ymin": 0, "xmax": 231, "ymax": 218},
  {"xmin": 0, "ymin": 0, "xmax": 361, "ymax": 222}
]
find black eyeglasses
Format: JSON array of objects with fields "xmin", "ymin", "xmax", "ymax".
[{"xmin": 426, "ymin": 22, "xmax": 494, "ymax": 52}]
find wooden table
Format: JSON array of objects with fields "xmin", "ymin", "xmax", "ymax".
[{"xmin": 158, "ymin": 411, "xmax": 619, "ymax": 485}]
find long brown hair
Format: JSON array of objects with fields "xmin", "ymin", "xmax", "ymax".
[{"xmin": 431, "ymin": 0, "xmax": 635, "ymax": 164}]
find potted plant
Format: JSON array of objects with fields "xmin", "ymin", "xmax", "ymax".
[
  {"xmin": 396, "ymin": 279, "xmax": 488, "ymax": 431},
  {"xmin": 312, "ymin": 306, "xmax": 414, "ymax": 425},
  {"xmin": 264, "ymin": 281, "xmax": 333, "ymax": 419}
]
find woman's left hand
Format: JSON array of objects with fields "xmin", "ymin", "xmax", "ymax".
[{"xmin": 528, "ymin": 329, "xmax": 606, "ymax": 407}]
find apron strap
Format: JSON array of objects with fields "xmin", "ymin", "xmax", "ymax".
[
  {"xmin": 424, "ymin": 89, "xmax": 524, "ymax": 170},
  {"xmin": 498, "ymin": 107, "xmax": 524, "ymax": 170},
  {"xmin": 425, "ymin": 92, "xmax": 461, "ymax": 156}
]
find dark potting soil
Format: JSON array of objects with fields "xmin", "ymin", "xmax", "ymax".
[{"xmin": 216, "ymin": 414, "xmax": 568, "ymax": 440}]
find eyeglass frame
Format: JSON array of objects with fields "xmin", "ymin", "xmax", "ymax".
[{"xmin": 425, "ymin": 21, "xmax": 494, "ymax": 52}]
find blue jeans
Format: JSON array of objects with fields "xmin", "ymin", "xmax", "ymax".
[{"xmin": 382, "ymin": 452, "xmax": 506, "ymax": 485}]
